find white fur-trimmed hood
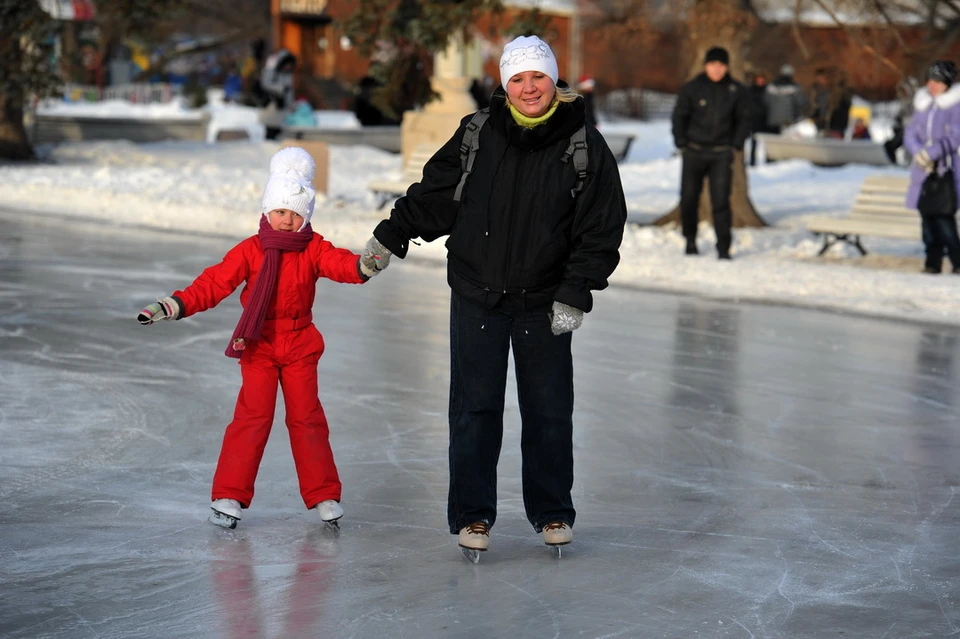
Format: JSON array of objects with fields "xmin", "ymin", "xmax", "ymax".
[{"xmin": 914, "ymin": 84, "xmax": 960, "ymax": 111}]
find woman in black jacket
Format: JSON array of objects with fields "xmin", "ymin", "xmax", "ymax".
[{"xmin": 363, "ymin": 35, "xmax": 627, "ymax": 560}]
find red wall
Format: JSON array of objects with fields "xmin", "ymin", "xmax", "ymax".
[{"xmin": 274, "ymin": 3, "xmax": 960, "ymax": 102}]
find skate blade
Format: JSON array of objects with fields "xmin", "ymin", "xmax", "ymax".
[
  {"xmin": 322, "ymin": 519, "xmax": 341, "ymax": 534},
  {"xmin": 460, "ymin": 547, "xmax": 485, "ymax": 564},
  {"xmin": 208, "ymin": 510, "xmax": 239, "ymax": 529}
]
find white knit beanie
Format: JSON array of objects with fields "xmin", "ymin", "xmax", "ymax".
[
  {"xmin": 499, "ymin": 35, "xmax": 559, "ymax": 90},
  {"xmin": 261, "ymin": 146, "xmax": 316, "ymax": 229}
]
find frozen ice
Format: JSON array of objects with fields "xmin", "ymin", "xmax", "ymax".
[{"xmin": 1, "ymin": 210, "xmax": 959, "ymax": 637}]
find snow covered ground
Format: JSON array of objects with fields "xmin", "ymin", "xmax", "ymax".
[{"xmin": 4, "ymin": 107, "xmax": 954, "ymax": 327}]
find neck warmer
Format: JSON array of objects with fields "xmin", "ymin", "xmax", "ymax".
[
  {"xmin": 508, "ymin": 100, "xmax": 559, "ymax": 128},
  {"xmin": 225, "ymin": 216, "xmax": 313, "ymax": 358}
]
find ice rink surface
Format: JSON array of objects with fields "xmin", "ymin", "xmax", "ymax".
[{"xmin": 2, "ymin": 210, "xmax": 959, "ymax": 638}]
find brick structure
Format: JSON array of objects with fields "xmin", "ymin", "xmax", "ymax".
[{"xmin": 271, "ymin": 1, "xmax": 960, "ymax": 105}]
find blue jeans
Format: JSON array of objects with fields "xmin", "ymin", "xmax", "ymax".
[
  {"xmin": 921, "ymin": 215, "xmax": 960, "ymax": 271},
  {"xmin": 447, "ymin": 291, "xmax": 576, "ymax": 534}
]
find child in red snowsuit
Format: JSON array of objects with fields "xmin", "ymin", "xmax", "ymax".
[{"xmin": 137, "ymin": 147, "xmax": 391, "ymax": 528}]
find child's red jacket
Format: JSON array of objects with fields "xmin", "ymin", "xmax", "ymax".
[{"xmin": 173, "ymin": 233, "xmax": 364, "ymax": 320}]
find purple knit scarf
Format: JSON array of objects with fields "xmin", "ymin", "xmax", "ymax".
[{"xmin": 225, "ymin": 216, "xmax": 313, "ymax": 358}]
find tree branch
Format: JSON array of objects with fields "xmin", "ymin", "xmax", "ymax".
[
  {"xmin": 807, "ymin": 0, "xmax": 903, "ymax": 76},
  {"xmin": 871, "ymin": 0, "xmax": 908, "ymax": 51},
  {"xmin": 791, "ymin": 0, "xmax": 810, "ymax": 60}
]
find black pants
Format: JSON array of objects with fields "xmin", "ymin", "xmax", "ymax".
[
  {"xmin": 680, "ymin": 148, "xmax": 733, "ymax": 254},
  {"xmin": 447, "ymin": 291, "xmax": 575, "ymax": 534},
  {"xmin": 921, "ymin": 215, "xmax": 960, "ymax": 271}
]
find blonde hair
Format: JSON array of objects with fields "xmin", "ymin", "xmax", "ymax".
[{"xmin": 555, "ymin": 86, "xmax": 581, "ymax": 103}]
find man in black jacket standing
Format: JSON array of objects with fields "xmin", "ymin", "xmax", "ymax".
[{"xmin": 672, "ymin": 46, "xmax": 750, "ymax": 259}]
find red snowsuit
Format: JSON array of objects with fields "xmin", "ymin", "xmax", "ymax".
[{"xmin": 174, "ymin": 233, "xmax": 365, "ymax": 510}]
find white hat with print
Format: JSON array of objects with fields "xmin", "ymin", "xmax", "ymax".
[{"xmin": 499, "ymin": 35, "xmax": 559, "ymax": 90}]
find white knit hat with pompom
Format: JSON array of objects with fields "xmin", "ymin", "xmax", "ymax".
[{"xmin": 261, "ymin": 146, "xmax": 316, "ymax": 229}]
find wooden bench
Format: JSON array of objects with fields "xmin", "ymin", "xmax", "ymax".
[
  {"xmin": 368, "ymin": 145, "xmax": 437, "ymax": 209},
  {"xmin": 806, "ymin": 174, "xmax": 916, "ymax": 255}
]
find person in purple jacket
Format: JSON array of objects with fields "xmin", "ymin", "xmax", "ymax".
[{"xmin": 904, "ymin": 61, "xmax": 960, "ymax": 274}]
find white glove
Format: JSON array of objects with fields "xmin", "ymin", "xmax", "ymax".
[
  {"xmin": 359, "ymin": 236, "xmax": 391, "ymax": 278},
  {"xmin": 550, "ymin": 301, "xmax": 583, "ymax": 336},
  {"xmin": 137, "ymin": 296, "xmax": 180, "ymax": 325},
  {"xmin": 915, "ymin": 149, "xmax": 934, "ymax": 173}
]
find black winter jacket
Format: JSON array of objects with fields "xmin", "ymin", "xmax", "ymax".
[
  {"xmin": 374, "ymin": 87, "xmax": 627, "ymax": 313},
  {"xmin": 672, "ymin": 73, "xmax": 750, "ymax": 150}
]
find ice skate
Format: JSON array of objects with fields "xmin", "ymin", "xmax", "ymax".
[
  {"xmin": 458, "ymin": 522, "xmax": 490, "ymax": 564},
  {"xmin": 542, "ymin": 522, "xmax": 572, "ymax": 558},
  {"xmin": 314, "ymin": 500, "xmax": 343, "ymax": 530},
  {"xmin": 209, "ymin": 499, "xmax": 242, "ymax": 529}
]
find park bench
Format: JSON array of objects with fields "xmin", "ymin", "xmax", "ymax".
[
  {"xmin": 368, "ymin": 145, "xmax": 438, "ymax": 209},
  {"xmin": 601, "ymin": 132, "xmax": 635, "ymax": 162},
  {"xmin": 806, "ymin": 174, "xmax": 917, "ymax": 255},
  {"xmin": 756, "ymin": 133, "xmax": 890, "ymax": 167}
]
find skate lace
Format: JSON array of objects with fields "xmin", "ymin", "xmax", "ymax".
[
  {"xmin": 465, "ymin": 522, "xmax": 490, "ymax": 536},
  {"xmin": 543, "ymin": 522, "xmax": 568, "ymax": 531}
]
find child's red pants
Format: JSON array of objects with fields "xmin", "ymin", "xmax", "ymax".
[{"xmin": 211, "ymin": 317, "xmax": 340, "ymax": 509}]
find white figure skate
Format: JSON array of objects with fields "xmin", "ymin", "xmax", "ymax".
[
  {"xmin": 314, "ymin": 500, "xmax": 343, "ymax": 530},
  {"xmin": 209, "ymin": 499, "xmax": 242, "ymax": 529}
]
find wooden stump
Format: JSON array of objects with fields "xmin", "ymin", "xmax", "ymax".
[{"xmin": 654, "ymin": 150, "xmax": 767, "ymax": 228}]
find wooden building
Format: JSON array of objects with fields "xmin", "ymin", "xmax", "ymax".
[
  {"xmin": 270, "ymin": 0, "xmax": 960, "ymax": 107},
  {"xmin": 269, "ymin": 0, "xmax": 577, "ymax": 105}
]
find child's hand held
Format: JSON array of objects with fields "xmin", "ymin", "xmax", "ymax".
[
  {"xmin": 359, "ymin": 236, "xmax": 392, "ymax": 278},
  {"xmin": 137, "ymin": 297, "xmax": 180, "ymax": 325}
]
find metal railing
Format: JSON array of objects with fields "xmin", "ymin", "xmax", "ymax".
[
  {"xmin": 61, "ymin": 83, "xmax": 182, "ymax": 104},
  {"xmin": 598, "ymin": 89, "xmax": 677, "ymax": 120}
]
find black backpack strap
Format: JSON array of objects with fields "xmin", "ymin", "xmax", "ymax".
[
  {"xmin": 561, "ymin": 125, "xmax": 589, "ymax": 198},
  {"xmin": 454, "ymin": 108, "xmax": 490, "ymax": 202}
]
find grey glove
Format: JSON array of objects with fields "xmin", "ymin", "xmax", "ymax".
[
  {"xmin": 550, "ymin": 301, "xmax": 583, "ymax": 336},
  {"xmin": 359, "ymin": 236, "xmax": 391, "ymax": 279},
  {"xmin": 137, "ymin": 296, "xmax": 180, "ymax": 325},
  {"xmin": 915, "ymin": 149, "xmax": 934, "ymax": 173}
]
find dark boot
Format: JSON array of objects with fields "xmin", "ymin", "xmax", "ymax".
[
  {"xmin": 718, "ymin": 250, "xmax": 732, "ymax": 261},
  {"xmin": 685, "ymin": 240, "xmax": 699, "ymax": 255}
]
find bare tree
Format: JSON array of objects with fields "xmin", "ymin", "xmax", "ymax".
[
  {"xmin": 0, "ymin": 0, "xmax": 60, "ymax": 160},
  {"xmin": 789, "ymin": 0, "xmax": 960, "ymax": 81},
  {"xmin": 0, "ymin": 0, "xmax": 270, "ymax": 160},
  {"xmin": 683, "ymin": 0, "xmax": 761, "ymax": 79},
  {"xmin": 341, "ymin": 0, "xmax": 508, "ymax": 119},
  {"xmin": 655, "ymin": 0, "xmax": 767, "ymax": 228}
]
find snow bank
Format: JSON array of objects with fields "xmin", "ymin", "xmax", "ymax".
[{"xmin": 2, "ymin": 117, "xmax": 953, "ymax": 328}]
